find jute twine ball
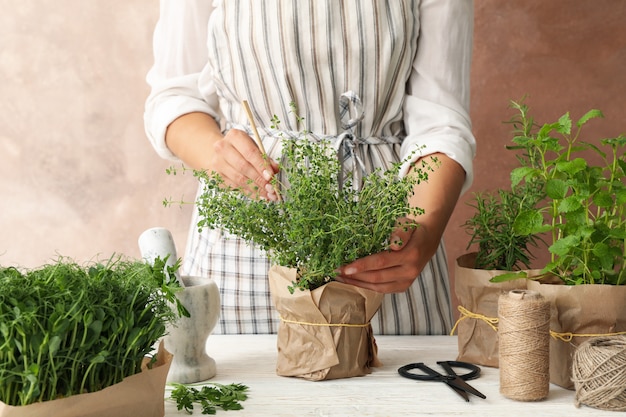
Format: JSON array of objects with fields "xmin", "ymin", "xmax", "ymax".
[{"xmin": 572, "ymin": 335, "xmax": 626, "ymax": 411}]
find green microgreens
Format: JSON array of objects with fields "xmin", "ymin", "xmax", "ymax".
[{"xmin": 0, "ymin": 255, "xmax": 185, "ymax": 406}]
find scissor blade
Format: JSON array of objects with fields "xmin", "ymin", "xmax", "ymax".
[
  {"xmin": 444, "ymin": 381, "xmax": 470, "ymax": 402},
  {"xmin": 447, "ymin": 376, "xmax": 487, "ymax": 400}
]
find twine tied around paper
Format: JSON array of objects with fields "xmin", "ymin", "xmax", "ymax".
[
  {"xmin": 572, "ymin": 335, "xmax": 626, "ymax": 411},
  {"xmin": 449, "ymin": 305, "xmax": 499, "ymax": 335},
  {"xmin": 498, "ymin": 290, "xmax": 551, "ymax": 401},
  {"xmin": 279, "ymin": 316, "xmax": 371, "ymax": 328},
  {"xmin": 551, "ymin": 329, "xmax": 626, "ymax": 343}
]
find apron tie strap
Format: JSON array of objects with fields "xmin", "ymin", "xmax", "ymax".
[{"xmin": 335, "ymin": 91, "xmax": 366, "ymax": 193}]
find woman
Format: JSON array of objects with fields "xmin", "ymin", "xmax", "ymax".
[{"xmin": 144, "ymin": 0, "xmax": 475, "ymax": 335}]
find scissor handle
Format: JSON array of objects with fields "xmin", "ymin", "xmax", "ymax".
[
  {"xmin": 398, "ymin": 361, "xmax": 481, "ymax": 381},
  {"xmin": 436, "ymin": 361, "xmax": 481, "ymax": 381},
  {"xmin": 398, "ymin": 363, "xmax": 445, "ymax": 381}
]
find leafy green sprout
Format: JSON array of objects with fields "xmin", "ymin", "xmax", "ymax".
[{"xmin": 0, "ymin": 255, "xmax": 186, "ymax": 406}]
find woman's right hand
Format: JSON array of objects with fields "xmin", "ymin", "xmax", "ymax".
[
  {"xmin": 209, "ymin": 128, "xmax": 280, "ymax": 200},
  {"xmin": 164, "ymin": 112, "xmax": 279, "ymax": 201}
]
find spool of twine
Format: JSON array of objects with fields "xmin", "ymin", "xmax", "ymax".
[
  {"xmin": 498, "ymin": 289, "xmax": 551, "ymax": 401},
  {"xmin": 572, "ymin": 335, "xmax": 626, "ymax": 411}
]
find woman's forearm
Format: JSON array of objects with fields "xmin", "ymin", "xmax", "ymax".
[
  {"xmin": 408, "ymin": 153, "xmax": 466, "ymax": 246},
  {"xmin": 165, "ymin": 112, "xmax": 223, "ymax": 170},
  {"xmin": 165, "ymin": 111, "xmax": 279, "ymax": 199}
]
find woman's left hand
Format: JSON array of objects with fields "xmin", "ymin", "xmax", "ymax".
[
  {"xmin": 336, "ymin": 153, "xmax": 467, "ymax": 294},
  {"xmin": 335, "ymin": 218, "xmax": 438, "ymax": 293}
]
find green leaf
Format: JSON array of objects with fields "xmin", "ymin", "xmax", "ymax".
[
  {"xmin": 546, "ymin": 178, "xmax": 569, "ymax": 199},
  {"xmin": 88, "ymin": 320, "xmax": 103, "ymax": 338},
  {"xmin": 576, "ymin": 109, "xmax": 603, "ymax": 127},
  {"xmin": 513, "ymin": 210, "xmax": 547, "ymax": 236},
  {"xmin": 170, "ymin": 384, "xmax": 195, "ymax": 413},
  {"xmin": 489, "ymin": 271, "xmax": 528, "ymax": 283},
  {"xmin": 0, "ymin": 322, "xmax": 9, "ymax": 338},
  {"xmin": 592, "ymin": 191, "xmax": 614, "ymax": 208},
  {"xmin": 538, "ymin": 122, "xmax": 561, "ymax": 139},
  {"xmin": 609, "ymin": 227, "xmax": 626, "ymax": 239},
  {"xmin": 28, "ymin": 363, "xmax": 40, "ymax": 377},
  {"xmin": 510, "ymin": 167, "xmax": 537, "ymax": 187},
  {"xmin": 90, "ymin": 353, "xmax": 107, "ymax": 364},
  {"xmin": 48, "ymin": 336, "xmax": 61, "ymax": 356},
  {"xmin": 557, "ymin": 112, "xmax": 572, "ymax": 135},
  {"xmin": 617, "ymin": 159, "xmax": 626, "ymax": 176},
  {"xmin": 615, "ymin": 188, "xmax": 626, "ymax": 205},
  {"xmin": 592, "ymin": 242, "xmax": 614, "ymax": 271},
  {"xmin": 555, "ymin": 158, "xmax": 587, "ymax": 175},
  {"xmin": 549, "ymin": 235, "xmax": 580, "ymax": 256},
  {"xmin": 557, "ymin": 195, "xmax": 582, "ymax": 213},
  {"xmin": 575, "ymin": 225, "xmax": 595, "ymax": 240}
]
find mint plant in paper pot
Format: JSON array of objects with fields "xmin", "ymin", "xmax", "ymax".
[
  {"xmin": 501, "ymin": 100, "xmax": 626, "ymax": 389},
  {"xmin": 0, "ymin": 256, "xmax": 186, "ymax": 417},
  {"xmin": 190, "ymin": 104, "xmax": 434, "ymax": 380}
]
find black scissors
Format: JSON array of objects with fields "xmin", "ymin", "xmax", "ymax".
[{"xmin": 398, "ymin": 361, "xmax": 487, "ymax": 402}]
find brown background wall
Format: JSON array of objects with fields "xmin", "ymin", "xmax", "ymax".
[
  {"xmin": 445, "ymin": 0, "xmax": 626, "ymax": 312},
  {"xmin": 2, "ymin": 1, "xmax": 625, "ymax": 313}
]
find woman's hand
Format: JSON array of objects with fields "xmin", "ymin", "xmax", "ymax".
[
  {"xmin": 335, "ymin": 218, "xmax": 437, "ymax": 293},
  {"xmin": 165, "ymin": 112, "xmax": 279, "ymax": 200},
  {"xmin": 209, "ymin": 128, "xmax": 279, "ymax": 200},
  {"xmin": 336, "ymin": 153, "xmax": 466, "ymax": 294}
]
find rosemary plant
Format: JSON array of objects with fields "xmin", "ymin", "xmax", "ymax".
[
  {"xmin": 463, "ymin": 186, "xmax": 543, "ymax": 271},
  {"xmin": 0, "ymin": 255, "xmax": 185, "ymax": 406}
]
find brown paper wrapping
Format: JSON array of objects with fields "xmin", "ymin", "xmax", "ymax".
[
  {"xmin": 0, "ymin": 342, "xmax": 172, "ymax": 417},
  {"xmin": 268, "ymin": 265, "xmax": 383, "ymax": 381},
  {"xmin": 454, "ymin": 253, "xmax": 532, "ymax": 367},
  {"xmin": 528, "ymin": 280, "xmax": 626, "ymax": 390}
]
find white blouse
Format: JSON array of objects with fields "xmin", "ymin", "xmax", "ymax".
[{"xmin": 144, "ymin": 0, "xmax": 476, "ymax": 193}]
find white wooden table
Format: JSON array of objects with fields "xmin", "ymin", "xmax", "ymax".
[{"xmin": 164, "ymin": 335, "xmax": 606, "ymax": 416}]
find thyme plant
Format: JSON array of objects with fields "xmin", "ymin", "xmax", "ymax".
[
  {"xmin": 190, "ymin": 133, "xmax": 434, "ymax": 292},
  {"xmin": 0, "ymin": 255, "xmax": 185, "ymax": 406}
]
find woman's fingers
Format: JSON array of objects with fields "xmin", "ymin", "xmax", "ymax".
[
  {"xmin": 210, "ymin": 128, "xmax": 279, "ymax": 200},
  {"xmin": 336, "ymin": 220, "xmax": 424, "ymax": 293}
]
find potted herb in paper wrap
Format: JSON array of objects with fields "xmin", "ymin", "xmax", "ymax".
[
  {"xmin": 454, "ymin": 185, "xmax": 543, "ymax": 368},
  {"xmin": 190, "ymin": 114, "xmax": 433, "ymax": 380},
  {"xmin": 0, "ymin": 255, "xmax": 186, "ymax": 417},
  {"xmin": 503, "ymin": 100, "xmax": 626, "ymax": 389}
]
